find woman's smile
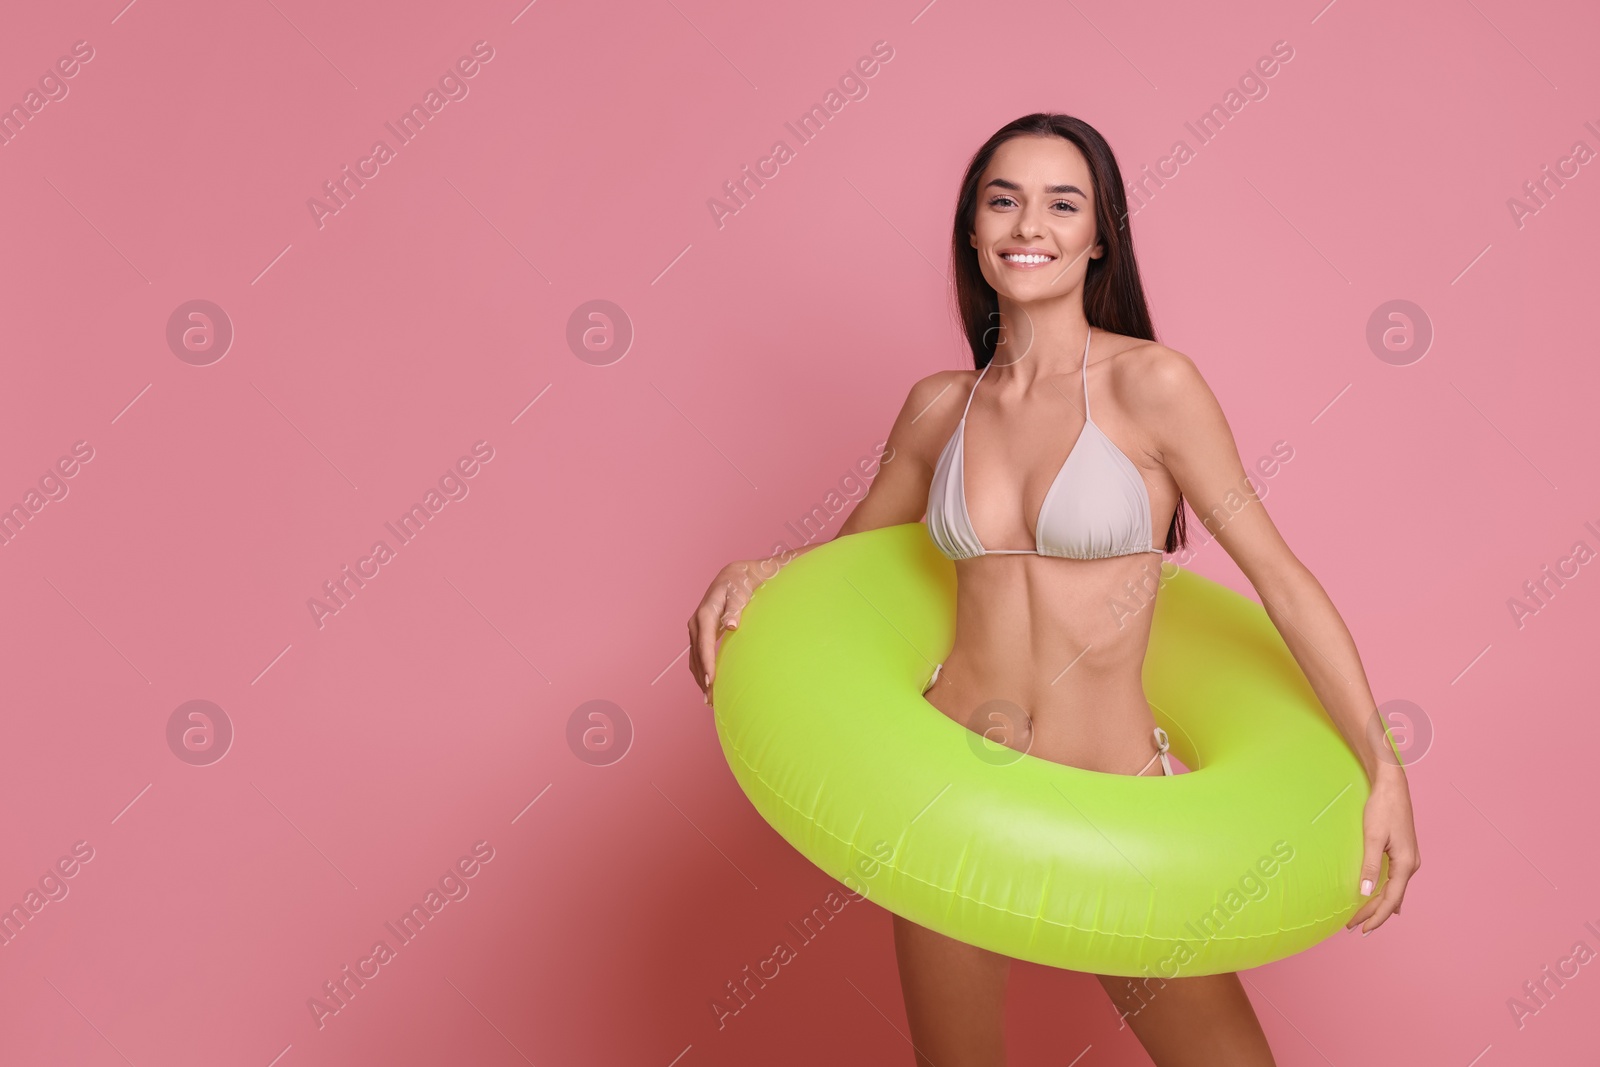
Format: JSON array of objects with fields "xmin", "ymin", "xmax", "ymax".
[{"xmin": 997, "ymin": 246, "xmax": 1059, "ymax": 269}]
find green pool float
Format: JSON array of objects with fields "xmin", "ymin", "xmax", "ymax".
[{"xmin": 713, "ymin": 522, "xmax": 1387, "ymax": 977}]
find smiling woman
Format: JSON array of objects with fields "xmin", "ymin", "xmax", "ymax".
[{"xmin": 690, "ymin": 111, "xmax": 1420, "ymax": 1067}]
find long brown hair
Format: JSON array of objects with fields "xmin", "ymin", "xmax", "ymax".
[{"xmin": 948, "ymin": 112, "xmax": 1187, "ymax": 554}]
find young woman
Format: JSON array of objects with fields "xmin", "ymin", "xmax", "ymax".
[{"xmin": 687, "ymin": 112, "xmax": 1420, "ymax": 1067}]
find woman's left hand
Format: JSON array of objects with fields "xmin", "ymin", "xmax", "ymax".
[{"xmin": 1345, "ymin": 763, "xmax": 1420, "ymax": 934}]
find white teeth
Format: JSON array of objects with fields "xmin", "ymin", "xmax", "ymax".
[{"xmin": 1002, "ymin": 253, "xmax": 1052, "ymax": 264}]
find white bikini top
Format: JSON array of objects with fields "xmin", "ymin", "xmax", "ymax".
[{"xmin": 925, "ymin": 327, "xmax": 1163, "ymax": 561}]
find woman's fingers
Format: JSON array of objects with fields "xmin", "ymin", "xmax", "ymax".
[
  {"xmin": 722, "ymin": 566, "xmax": 754, "ymax": 633},
  {"xmin": 1344, "ymin": 894, "xmax": 1378, "ymax": 930},
  {"xmin": 1352, "ymin": 767, "xmax": 1420, "ymax": 934},
  {"xmin": 1346, "ymin": 842, "xmax": 1420, "ymax": 934},
  {"xmin": 689, "ymin": 593, "xmax": 724, "ymax": 691},
  {"xmin": 694, "ymin": 605, "xmax": 721, "ymax": 691},
  {"xmin": 1367, "ymin": 847, "xmax": 1419, "ymax": 932},
  {"xmin": 688, "ymin": 561, "xmax": 763, "ymax": 705},
  {"xmin": 1345, "ymin": 824, "xmax": 1386, "ymax": 930},
  {"xmin": 1358, "ymin": 862, "xmax": 1410, "ymax": 934},
  {"xmin": 1356, "ymin": 829, "xmax": 1384, "ymax": 901},
  {"xmin": 1358, "ymin": 882, "xmax": 1400, "ymax": 933},
  {"xmin": 694, "ymin": 573, "xmax": 745, "ymax": 693},
  {"xmin": 1346, "ymin": 775, "xmax": 1421, "ymax": 935}
]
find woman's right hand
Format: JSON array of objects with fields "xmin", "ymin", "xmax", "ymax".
[{"xmin": 688, "ymin": 559, "xmax": 768, "ymax": 704}]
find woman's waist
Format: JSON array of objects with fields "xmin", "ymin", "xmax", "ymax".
[
  {"xmin": 921, "ymin": 655, "xmax": 1167, "ymax": 773},
  {"xmin": 950, "ymin": 591, "xmax": 1159, "ymax": 661},
  {"xmin": 939, "ymin": 622, "xmax": 1149, "ymax": 682},
  {"xmin": 925, "ymin": 642, "xmax": 1152, "ymax": 711}
]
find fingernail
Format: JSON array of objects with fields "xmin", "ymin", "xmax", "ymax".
[
  {"xmin": 704, "ymin": 673, "xmax": 710, "ymax": 687},
  {"xmin": 1360, "ymin": 927, "xmax": 1370, "ymax": 937},
  {"xmin": 1360, "ymin": 879, "xmax": 1373, "ymax": 896},
  {"xmin": 727, "ymin": 621, "xmax": 737, "ymax": 630},
  {"xmin": 703, "ymin": 692, "xmax": 710, "ymax": 705}
]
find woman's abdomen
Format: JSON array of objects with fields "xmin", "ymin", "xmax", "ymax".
[{"xmin": 924, "ymin": 556, "xmax": 1170, "ymax": 774}]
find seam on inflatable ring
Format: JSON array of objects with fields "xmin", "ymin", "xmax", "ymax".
[{"xmin": 722, "ymin": 729, "xmax": 1352, "ymax": 942}]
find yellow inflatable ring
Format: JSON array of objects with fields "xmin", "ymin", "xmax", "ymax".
[{"xmin": 712, "ymin": 523, "xmax": 1388, "ymax": 976}]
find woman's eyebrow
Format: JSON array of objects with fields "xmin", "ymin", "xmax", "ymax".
[{"xmin": 983, "ymin": 177, "xmax": 1086, "ymax": 196}]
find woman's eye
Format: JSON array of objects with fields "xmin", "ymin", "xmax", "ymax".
[{"xmin": 986, "ymin": 195, "xmax": 1079, "ymax": 212}]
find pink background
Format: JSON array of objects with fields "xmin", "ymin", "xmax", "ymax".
[{"xmin": 2, "ymin": 0, "xmax": 1596, "ymax": 1063}]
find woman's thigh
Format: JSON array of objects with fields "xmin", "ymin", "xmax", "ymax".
[
  {"xmin": 1095, "ymin": 970, "xmax": 1276, "ymax": 1066},
  {"xmin": 891, "ymin": 913, "xmax": 1011, "ymax": 1067}
]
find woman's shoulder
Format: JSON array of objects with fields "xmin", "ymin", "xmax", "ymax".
[
  {"xmin": 882, "ymin": 368, "xmax": 979, "ymax": 463},
  {"xmin": 1105, "ymin": 337, "xmax": 1215, "ymax": 414},
  {"xmin": 1101, "ymin": 331, "xmax": 1190, "ymax": 370},
  {"xmin": 904, "ymin": 367, "xmax": 980, "ymax": 416},
  {"xmin": 911, "ymin": 365, "xmax": 981, "ymax": 388}
]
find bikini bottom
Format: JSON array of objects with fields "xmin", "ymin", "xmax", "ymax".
[{"xmin": 922, "ymin": 661, "xmax": 1173, "ymax": 776}]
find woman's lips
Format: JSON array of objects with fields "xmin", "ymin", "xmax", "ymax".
[{"xmin": 998, "ymin": 251, "xmax": 1058, "ymax": 270}]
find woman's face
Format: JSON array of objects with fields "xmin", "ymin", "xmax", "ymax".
[{"xmin": 968, "ymin": 134, "xmax": 1103, "ymax": 305}]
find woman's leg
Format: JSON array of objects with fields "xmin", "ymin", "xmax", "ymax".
[
  {"xmin": 892, "ymin": 913, "xmax": 1011, "ymax": 1067},
  {"xmin": 1094, "ymin": 971, "xmax": 1276, "ymax": 1066}
]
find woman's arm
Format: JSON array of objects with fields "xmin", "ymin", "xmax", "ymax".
[
  {"xmin": 689, "ymin": 370, "xmax": 960, "ymax": 694},
  {"xmin": 1133, "ymin": 344, "xmax": 1420, "ymax": 933}
]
